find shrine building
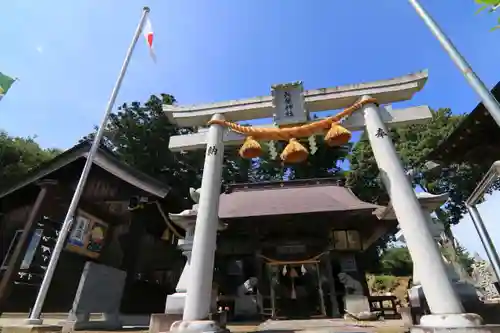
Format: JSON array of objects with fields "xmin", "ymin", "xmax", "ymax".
[
  {"xmin": 0, "ymin": 141, "xmax": 186, "ymax": 317},
  {"xmin": 213, "ymin": 177, "xmax": 398, "ymax": 319}
]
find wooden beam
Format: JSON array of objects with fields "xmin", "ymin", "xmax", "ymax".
[
  {"xmin": 169, "ymin": 105, "xmax": 432, "ymax": 152},
  {"xmin": 164, "ymin": 71, "xmax": 428, "ymax": 127},
  {"xmin": 362, "ymin": 225, "xmax": 389, "ymax": 251},
  {"xmin": 0, "ymin": 180, "xmax": 57, "ymax": 313}
]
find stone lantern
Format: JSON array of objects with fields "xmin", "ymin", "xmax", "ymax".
[
  {"xmin": 394, "ymin": 192, "xmax": 478, "ymax": 305},
  {"xmin": 165, "ymin": 188, "xmax": 226, "ymax": 316}
]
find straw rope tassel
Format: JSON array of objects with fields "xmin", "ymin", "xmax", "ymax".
[
  {"xmin": 239, "ymin": 136, "xmax": 262, "ymax": 159},
  {"xmin": 324, "ymin": 123, "xmax": 352, "ymax": 147},
  {"xmin": 281, "ymin": 138, "xmax": 308, "ymax": 163}
]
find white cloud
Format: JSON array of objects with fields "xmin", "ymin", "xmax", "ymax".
[
  {"xmin": 36, "ymin": 46, "xmax": 44, "ymax": 54},
  {"xmin": 453, "ymin": 190, "xmax": 500, "ymax": 259}
]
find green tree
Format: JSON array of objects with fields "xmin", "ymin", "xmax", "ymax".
[
  {"xmin": 288, "ymin": 139, "xmax": 351, "ymax": 181},
  {"xmin": 222, "ymin": 149, "xmax": 254, "ymax": 184},
  {"xmin": 379, "ymin": 246, "xmax": 413, "ymax": 276},
  {"xmin": 81, "ymin": 94, "xmax": 256, "ymax": 200},
  {"xmin": 81, "ymin": 94, "xmax": 206, "ymax": 201},
  {"xmin": 378, "ymin": 242, "xmax": 473, "ymax": 277},
  {"xmin": 475, "ymin": 0, "xmax": 500, "ymax": 30},
  {"xmin": 0, "ymin": 131, "xmax": 61, "ymax": 185},
  {"xmin": 454, "ymin": 242, "xmax": 475, "ymax": 274},
  {"xmin": 345, "ymin": 108, "xmax": 487, "ymax": 270},
  {"xmin": 89, "ymin": 95, "xmax": 354, "ymax": 190},
  {"xmin": 252, "ymin": 138, "xmax": 351, "ymax": 182},
  {"xmin": 346, "ymin": 108, "xmax": 485, "ymax": 231}
]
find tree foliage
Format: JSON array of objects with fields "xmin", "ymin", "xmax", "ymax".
[
  {"xmin": 84, "ymin": 94, "xmax": 352, "ymax": 191},
  {"xmin": 80, "ymin": 94, "xmax": 206, "ymax": 201},
  {"xmin": 345, "ymin": 108, "xmax": 489, "ymax": 271},
  {"xmin": 0, "ymin": 131, "xmax": 61, "ymax": 186},
  {"xmin": 442, "ymin": 240, "xmax": 475, "ymax": 275},
  {"xmin": 376, "ymin": 242, "xmax": 475, "ymax": 277},
  {"xmin": 254, "ymin": 138, "xmax": 351, "ymax": 182},
  {"xmin": 475, "ymin": 0, "xmax": 500, "ymax": 30},
  {"xmin": 347, "ymin": 108, "xmax": 485, "ymax": 231},
  {"xmin": 455, "ymin": 243, "xmax": 475, "ymax": 274},
  {"xmin": 80, "ymin": 94, "xmax": 276, "ymax": 199},
  {"xmin": 379, "ymin": 246, "xmax": 413, "ymax": 276}
]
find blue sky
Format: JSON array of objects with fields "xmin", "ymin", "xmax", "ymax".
[{"xmin": 1, "ymin": 0, "xmax": 500, "ymax": 257}]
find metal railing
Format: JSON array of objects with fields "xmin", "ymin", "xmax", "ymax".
[{"xmin": 465, "ymin": 161, "xmax": 500, "ymax": 282}]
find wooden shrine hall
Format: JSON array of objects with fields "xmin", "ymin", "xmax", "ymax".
[
  {"xmin": 0, "ymin": 141, "xmax": 186, "ymax": 316},
  {"xmin": 212, "ymin": 178, "xmax": 399, "ymax": 320}
]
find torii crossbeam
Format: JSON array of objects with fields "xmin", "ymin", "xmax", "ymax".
[{"xmin": 164, "ymin": 70, "xmax": 428, "ymax": 127}]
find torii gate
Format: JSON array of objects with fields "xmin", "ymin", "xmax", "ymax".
[{"xmin": 164, "ymin": 71, "xmax": 475, "ymax": 332}]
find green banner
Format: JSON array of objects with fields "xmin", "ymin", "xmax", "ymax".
[{"xmin": 0, "ymin": 72, "xmax": 16, "ymax": 99}]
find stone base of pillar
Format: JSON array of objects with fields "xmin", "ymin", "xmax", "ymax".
[
  {"xmin": 170, "ymin": 320, "xmax": 229, "ymax": 333},
  {"xmin": 23, "ymin": 319, "xmax": 44, "ymax": 325},
  {"xmin": 411, "ymin": 313, "xmax": 500, "ymax": 333},
  {"xmin": 1, "ymin": 324, "xmax": 62, "ymax": 333},
  {"xmin": 149, "ymin": 313, "xmax": 182, "ymax": 333},
  {"xmin": 58, "ymin": 312, "xmax": 122, "ymax": 331},
  {"xmin": 165, "ymin": 292, "xmax": 187, "ymax": 315}
]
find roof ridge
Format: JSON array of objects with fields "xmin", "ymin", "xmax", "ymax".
[
  {"xmin": 0, "ymin": 141, "xmax": 171, "ymax": 199},
  {"xmin": 224, "ymin": 177, "xmax": 345, "ymax": 193}
]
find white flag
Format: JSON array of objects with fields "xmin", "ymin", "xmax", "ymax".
[{"xmin": 143, "ymin": 17, "xmax": 156, "ymax": 62}]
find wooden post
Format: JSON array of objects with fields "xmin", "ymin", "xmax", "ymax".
[
  {"xmin": 0, "ymin": 179, "xmax": 57, "ymax": 314},
  {"xmin": 315, "ymin": 262, "xmax": 326, "ymax": 317},
  {"xmin": 119, "ymin": 205, "xmax": 146, "ymax": 312},
  {"xmin": 324, "ymin": 251, "xmax": 340, "ymax": 317},
  {"xmin": 268, "ymin": 265, "xmax": 277, "ymax": 319},
  {"xmin": 254, "ymin": 250, "xmax": 263, "ymax": 315}
]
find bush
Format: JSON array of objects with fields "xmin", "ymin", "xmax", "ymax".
[
  {"xmin": 372, "ymin": 275, "xmax": 398, "ymax": 292},
  {"xmin": 380, "ymin": 246, "xmax": 413, "ymax": 276}
]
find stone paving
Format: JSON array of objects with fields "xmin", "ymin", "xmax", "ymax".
[
  {"xmin": 257, "ymin": 319, "xmax": 407, "ymax": 333},
  {"xmin": 0, "ymin": 316, "xmax": 407, "ymax": 333}
]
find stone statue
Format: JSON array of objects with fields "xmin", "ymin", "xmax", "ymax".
[
  {"xmin": 234, "ymin": 277, "xmax": 260, "ymax": 317},
  {"xmin": 338, "ymin": 272, "xmax": 364, "ymax": 295},
  {"xmin": 241, "ymin": 277, "xmax": 258, "ymax": 293},
  {"xmin": 189, "ymin": 187, "xmax": 201, "ymax": 205},
  {"xmin": 338, "ymin": 272, "xmax": 375, "ymax": 319}
]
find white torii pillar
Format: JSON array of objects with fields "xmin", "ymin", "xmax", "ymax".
[
  {"xmin": 182, "ymin": 114, "xmax": 225, "ymax": 322},
  {"xmin": 166, "ymin": 187, "xmax": 227, "ymax": 318},
  {"xmin": 361, "ymin": 96, "xmax": 482, "ymax": 329}
]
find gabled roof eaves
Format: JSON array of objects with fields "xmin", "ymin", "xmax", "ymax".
[
  {"xmin": 0, "ymin": 141, "xmax": 171, "ymax": 200},
  {"xmin": 422, "ymin": 81, "xmax": 500, "ymax": 164}
]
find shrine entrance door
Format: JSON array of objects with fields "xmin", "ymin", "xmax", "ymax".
[{"xmin": 267, "ymin": 261, "xmax": 326, "ymax": 319}]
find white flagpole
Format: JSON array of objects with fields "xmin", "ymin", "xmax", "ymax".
[
  {"xmin": 26, "ymin": 6, "xmax": 151, "ymax": 324},
  {"xmin": 408, "ymin": 0, "xmax": 500, "ymax": 127}
]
